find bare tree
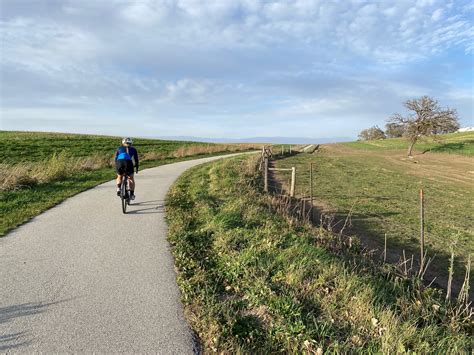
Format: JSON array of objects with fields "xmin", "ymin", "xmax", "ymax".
[
  {"xmin": 358, "ymin": 126, "xmax": 386, "ymax": 141},
  {"xmin": 388, "ymin": 96, "xmax": 459, "ymax": 156}
]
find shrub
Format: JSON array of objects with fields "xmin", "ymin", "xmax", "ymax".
[
  {"xmin": 385, "ymin": 122, "xmax": 406, "ymax": 138},
  {"xmin": 358, "ymin": 126, "xmax": 386, "ymax": 141}
]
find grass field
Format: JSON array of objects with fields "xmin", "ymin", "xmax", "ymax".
[
  {"xmin": 166, "ymin": 155, "xmax": 472, "ymax": 353},
  {"xmin": 0, "ymin": 131, "xmax": 258, "ymax": 236},
  {"xmin": 272, "ymin": 132, "xmax": 474, "ymax": 295}
]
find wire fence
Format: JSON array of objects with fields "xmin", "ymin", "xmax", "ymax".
[{"xmin": 258, "ymin": 145, "xmax": 472, "ymax": 303}]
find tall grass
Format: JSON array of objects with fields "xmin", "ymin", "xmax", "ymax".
[
  {"xmin": 0, "ymin": 164, "xmax": 38, "ymax": 191},
  {"xmin": 0, "ymin": 152, "xmax": 113, "ymax": 191},
  {"xmin": 166, "ymin": 155, "xmax": 472, "ymax": 353}
]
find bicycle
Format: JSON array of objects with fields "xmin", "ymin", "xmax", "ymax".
[{"xmin": 120, "ymin": 173, "xmax": 132, "ymax": 213}]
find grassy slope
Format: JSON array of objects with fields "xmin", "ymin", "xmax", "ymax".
[
  {"xmin": 343, "ymin": 131, "xmax": 474, "ymax": 155},
  {"xmin": 1, "ymin": 131, "xmax": 203, "ymax": 164},
  {"xmin": 343, "ymin": 132, "xmax": 474, "ymax": 156},
  {"xmin": 166, "ymin": 156, "xmax": 471, "ymax": 353},
  {"xmin": 0, "ymin": 131, "xmax": 255, "ymax": 236},
  {"xmin": 273, "ymin": 132, "xmax": 473, "ymax": 292}
]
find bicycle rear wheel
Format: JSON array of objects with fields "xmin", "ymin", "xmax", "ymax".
[{"xmin": 121, "ymin": 177, "xmax": 127, "ymax": 214}]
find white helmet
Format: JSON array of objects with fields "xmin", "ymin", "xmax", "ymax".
[{"xmin": 122, "ymin": 137, "xmax": 133, "ymax": 145}]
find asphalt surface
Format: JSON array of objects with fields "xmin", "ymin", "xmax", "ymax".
[{"xmin": 0, "ymin": 153, "xmax": 246, "ymax": 353}]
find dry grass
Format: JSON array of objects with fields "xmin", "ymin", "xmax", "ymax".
[
  {"xmin": 170, "ymin": 144, "xmax": 259, "ymax": 158},
  {"xmin": 141, "ymin": 150, "xmax": 166, "ymax": 161},
  {"xmin": 1, "ymin": 144, "xmax": 260, "ymax": 192},
  {"xmin": 0, "ymin": 164, "xmax": 38, "ymax": 191},
  {"xmin": 0, "ymin": 152, "xmax": 113, "ymax": 192},
  {"xmin": 79, "ymin": 154, "xmax": 113, "ymax": 171}
]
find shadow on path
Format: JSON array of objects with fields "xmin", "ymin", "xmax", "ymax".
[
  {"xmin": 0, "ymin": 299, "xmax": 72, "ymax": 351},
  {"xmin": 128, "ymin": 200, "xmax": 165, "ymax": 214}
]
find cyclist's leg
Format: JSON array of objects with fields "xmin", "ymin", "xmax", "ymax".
[
  {"xmin": 126, "ymin": 160, "xmax": 135, "ymax": 197},
  {"xmin": 115, "ymin": 160, "xmax": 126, "ymax": 195},
  {"xmin": 116, "ymin": 174, "xmax": 123, "ymax": 196},
  {"xmin": 128, "ymin": 175, "xmax": 135, "ymax": 191}
]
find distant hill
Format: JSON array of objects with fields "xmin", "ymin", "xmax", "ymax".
[{"xmin": 154, "ymin": 136, "xmax": 354, "ymax": 144}]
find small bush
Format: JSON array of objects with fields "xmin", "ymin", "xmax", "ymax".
[{"xmin": 358, "ymin": 126, "xmax": 386, "ymax": 141}]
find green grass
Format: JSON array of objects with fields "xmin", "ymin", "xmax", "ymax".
[
  {"xmin": 0, "ymin": 131, "xmax": 258, "ymax": 236},
  {"xmin": 273, "ymin": 132, "xmax": 473, "ymax": 294},
  {"xmin": 0, "ymin": 131, "xmax": 206, "ymax": 164},
  {"xmin": 343, "ymin": 132, "xmax": 474, "ymax": 156},
  {"xmin": 166, "ymin": 155, "xmax": 472, "ymax": 353}
]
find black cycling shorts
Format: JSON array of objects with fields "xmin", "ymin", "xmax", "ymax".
[{"xmin": 115, "ymin": 159, "xmax": 134, "ymax": 175}]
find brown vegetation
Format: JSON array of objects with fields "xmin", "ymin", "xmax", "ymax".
[
  {"xmin": 1, "ymin": 144, "xmax": 260, "ymax": 192},
  {"xmin": 170, "ymin": 143, "xmax": 259, "ymax": 158}
]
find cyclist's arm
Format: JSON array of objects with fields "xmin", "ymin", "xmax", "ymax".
[
  {"xmin": 133, "ymin": 149, "xmax": 139, "ymax": 173},
  {"xmin": 114, "ymin": 148, "xmax": 119, "ymax": 161}
]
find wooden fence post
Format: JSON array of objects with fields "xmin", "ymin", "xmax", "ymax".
[
  {"xmin": 309, "ymin": 163, "xmax": 313, "ymax": 212},
  {"xmin": 289, "ymin": 145, "xmax": 292, "ymax": 154},
  {"xmin": 420, "ymin": 188, "xmax": 425, "ymax": 273},
  {"xmin": 290, "ymin": 167, "xmax": 296, "ymax": 197},
  {"xmin": 264, "ymin": 157, "xmax": 269, "ymax": 192},
  {"xmin": 302, "ymin": 193, "xmax": 305, "ymax": 219}
]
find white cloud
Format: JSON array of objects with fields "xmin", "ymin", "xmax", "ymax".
[
  {"xmin": 160, "ymin": 79, "xmax": 209, "ymax": 104},
  {"xmin": 432, "ymin": 8, "xmax": 444, "ymax": 21},
  {"xmin": 119, "ymin": 0, "xmax": 168, "ymax": 26},
  {"xmin": 1, "ymin": 0, "xmax": 472, "ymax": 137},
  {"xmin": 1, "ymin": 17, "xmax": 100, "ymax": 76}
]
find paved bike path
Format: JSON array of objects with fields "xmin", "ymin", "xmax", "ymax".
[{"xmin": 0, "ymin": 153, "xmax": 247, "ymax": 353}]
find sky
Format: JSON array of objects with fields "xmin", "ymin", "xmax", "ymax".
[{"xmin": 0, "ymin": 0, "xmax": 473, "ymax": 140}]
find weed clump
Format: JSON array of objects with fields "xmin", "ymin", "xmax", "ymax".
[{"xmin": 0, "ymin": 164, "xmax": 38, "ymax": 191}]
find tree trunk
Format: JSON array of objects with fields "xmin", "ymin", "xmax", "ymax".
[{"xmin": 407, "ymin": 138, "xmax": 417, "ymax": 157}]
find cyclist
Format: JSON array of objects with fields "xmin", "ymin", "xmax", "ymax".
[{"xmin": 115, "ymin": 137, "xmax": 139, "ymax": 200}]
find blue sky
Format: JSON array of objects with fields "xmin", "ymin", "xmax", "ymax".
[{"xmin": 1, "ymin": 0, "xmax": 473, "ymax": 140}]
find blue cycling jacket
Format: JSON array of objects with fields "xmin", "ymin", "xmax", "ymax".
[{"xmin": 115, "ymin": 146, "xmax": 139, "ymax": 168}]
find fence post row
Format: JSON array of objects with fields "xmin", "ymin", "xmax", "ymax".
[
  {"xmin": 420, "ymin": 188, "xmax": 425, "ymax": 273},
  {"xmin": 264, "ymin": 156, "xmax": 269, "ymax": 192},
  {"xmin": 309, "ymin": 163, "xmax": 313, "ymax": 212},
  {"xmin": 262, "ymin": 145, "xmax": 296, "ymax": 198}
]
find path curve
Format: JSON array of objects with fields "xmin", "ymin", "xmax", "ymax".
[{"xmin": 0, "ymin": 153, "xmax": 249, "ymax": 353}]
